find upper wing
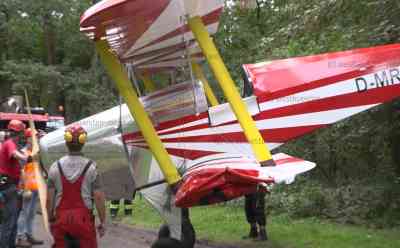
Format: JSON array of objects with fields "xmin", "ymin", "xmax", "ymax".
[{"xmin": 80, "ymin": 0, "xmax": 224, "ymax": 74}]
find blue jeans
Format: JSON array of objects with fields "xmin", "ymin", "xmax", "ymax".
[
  {"xmin": 0, "ymin": 184, "xmax": 20, "ymax": 248},
  {"xmin": 17, "ymin": 190, "xmax": 38, "ymax": 238}
]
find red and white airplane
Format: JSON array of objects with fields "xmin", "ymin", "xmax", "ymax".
[{"xmin": 39, "ymin": 1, "xmax": 400, "ymax": 247}]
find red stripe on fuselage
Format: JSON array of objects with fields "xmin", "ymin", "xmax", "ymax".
[
  {"xmin": 136, "ymin": 125, "xmax": 325, "ymax": 144},
  {"xmin": 256, "ymin": 83, "xmax": 400, "ymax": 120},
  {"xmin": 127, "ymin": 144, "xmax": 220, "ymax": 160},
  {"xmin": 257, "ymin": 62, "xmax": 400, "ymax": 103}
]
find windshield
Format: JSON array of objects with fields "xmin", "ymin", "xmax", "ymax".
[{"xmin": 47, "ymin": 119, "xmax": 64, "ymax": 130}]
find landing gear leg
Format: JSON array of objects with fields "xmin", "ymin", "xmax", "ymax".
[{"xmin": 181, "ymin": 208, "xmax": 195, "ymax": 248}]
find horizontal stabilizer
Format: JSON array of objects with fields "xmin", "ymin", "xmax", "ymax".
[{"xmin": 260, "ymin": 153, "xmax": 315, "ymax": 184}]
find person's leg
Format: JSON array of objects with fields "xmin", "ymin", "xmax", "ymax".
[
  {"xmin": 78, "ymin": 233, "xmax": 97, "ymax": 248},
  {"xmin": 51, "ymin": 223, "xmax": 67, "ymax": 248},
  {"xmin": 110, "ymin": 199, "xmax": 120, "ymax": 218},
  {"xmin": 0, "ymin": 185, "xmax": 21, "ymax": 247},
  {"xmin": 244, "ymin": 194, "xmax": 258, "ymax": 239},
  {"xmin": 16, "ymin": 193, "xmax": 33, "ymax": 247},
  {"xmin": 16, "ymin": 194, "xmax": 29, "ymax": 238},
  {"xmin": 11, "ymin": 192, "xmax": 24, "ymax": 247},
  {"xmin": 64, "ymin": 233, "xmax": 81, "ymax": 248},
  {"xmin": 71, "ymin": 213, "xmax": 97, "ymax": 248},
  {"xmin": 124, "ymin": 199, "xmax": 133, "ymax": 216},
  {"xmin": 25, "ymin": 191, "xmax": 37, "ymax": 235},
  {"xmin": 25, "ymin": 191, "xmax": 43, "ymax": 245},
  {"xmin": 255, "ymin": 191, "xmax": 268, "ymax": 241}
]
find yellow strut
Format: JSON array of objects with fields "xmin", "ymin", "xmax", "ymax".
[
  {"xmin": 95, "ymin": 40, "xmax": 181, "ymax": 185},
  {"xmin": 188, "ymin": 16, "xmax": 273, "ymax": 164},
  {"xmin": 191, "ymin": 62, "xmax": 219, "ymax": 107},
  {"xmin": 140, "ymin": 71, "xmax": 157, "ymax": 93}
]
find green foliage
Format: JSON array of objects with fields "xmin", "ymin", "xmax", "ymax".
[
  {"xmin": 0, "ymin": 60, "xmax": 62, "ymax": 106},
  {"xmin": 268, "ymin": 178, "xmax": 400, "ymax": 228},
  {"xmin": 0, "ymin": 0, "xmax": 116, "ymax": 121}
]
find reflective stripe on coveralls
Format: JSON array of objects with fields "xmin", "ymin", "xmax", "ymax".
[
  {"xmin": 109, "ymin": 200, "xmax": 120, "ymax": 210},
  {"xmin": 124, "ymin": 199, "xmax": 133, "ymax": 210}
]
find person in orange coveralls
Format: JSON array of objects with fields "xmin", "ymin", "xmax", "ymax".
[{"xmin": 46, "ymin": 124, "xmax": 106, "ymax": 248}]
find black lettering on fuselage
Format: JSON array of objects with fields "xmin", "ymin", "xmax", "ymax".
[
  {"xmin": 389, "ymin": 68, "xmax": 400, "ymax": 84},
  {"xmin": 355, "ymin": 67, "xmax": 400, "ymax": 93},
  {"xmin": 374, "ymin": 71, "xmax": 389, "ymax": 87},
  {"xmin": 355, "ymin": 77, "xmax": 368, "ymax": 92}
]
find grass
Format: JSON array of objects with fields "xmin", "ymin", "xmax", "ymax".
[{"xmin": 115, "ymin": 197, "xmax": 400, "ymax": 248}]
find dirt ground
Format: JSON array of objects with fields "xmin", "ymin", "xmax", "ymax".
[{"xmin": 33, "ymin": 216, "xmax": 240, "ymax": 248}]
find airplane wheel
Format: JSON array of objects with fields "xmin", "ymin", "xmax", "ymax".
[
  {"xmin": 156, "ymin": 221, "xmax": 195, "ymax": 248},
  {"xmin": 150, "ymin": 237, "xmax": 184, "ymax": 248},
  {"xmin": 158, "ymin": 224, "xmax": 170, "ymax": 238}
]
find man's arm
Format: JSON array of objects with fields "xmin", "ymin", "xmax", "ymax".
[
  {"xmin": 90, "ymin": 164, "xmax": 106, "ymax": 237},
  {"xmin": 13, "ymin": 150, "xmax": 29, "ymax": 162},
  {"xmin": 94, "ymin": 190, "xmax": 106, "ymax": 224},
  {"xmin": 5, "ymin": 140, "xmax": 29, "ymax": 162},
  {"xmin": 46, "ymin": 167, "xmax": 57, "ymax": 223},
  {"xmin": 46, "ymin": 187, "xmax": 56, "ymax": 222},
  {"xmin": 93, "ymin": 189, "xmax": 106, "ymax": 237}
]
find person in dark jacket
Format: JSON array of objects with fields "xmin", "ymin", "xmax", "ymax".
[
  {"xmin": 0, "ymin": 120, "xmax": 30, "ymax": 248},
  {"xmin": 243, "ymin": 186, "xmax": 268, "ymax": 241}
]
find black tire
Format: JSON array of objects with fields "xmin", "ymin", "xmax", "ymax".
[
  {"xmin": 156, "ymin": 221, "xmax": 195, "ymax": 248},
  {"xmin": 153, "ymin": 208, "xmax": 196, "ymax": 248},
  {"xmin": 158, "ymin": 224, "xmax": 171, "ymax": 239},
  {"xmin": 151, "ymin": 237, "xmax": 184, "ymax": 248}
]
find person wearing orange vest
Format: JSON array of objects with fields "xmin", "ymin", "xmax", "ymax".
[{"xmin": 15, "ymin": 128, "xmax": 44, "ymax": 247}]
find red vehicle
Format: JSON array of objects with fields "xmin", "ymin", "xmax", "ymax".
[{"xmin": 0, "ymin": 110, "xmax": 64, "ymax": 133}]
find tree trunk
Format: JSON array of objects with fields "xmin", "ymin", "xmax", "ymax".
[
  {"xmin": 42, "ymin": 13, "xmax": 56, "ymax": 111},
  {"xmin": 0, "ymin": 82, "xmax": 12, "ymax": 102},
  {"xmin": 0, "ymin": 5, "xmax": 10, "ymax": 60}
]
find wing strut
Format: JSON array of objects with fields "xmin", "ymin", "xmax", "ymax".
[
  {"xmin": 140, "ymin": 70, "xmax": 157, "ymax": 94},
  {"xmin": 95, "ymin": 40, "xmax": 181, "ymax": 186},
  {"xmin": 191, "ymin": 62, "xmax": 219, "ymax": 107},
  {"xmin": 188, "ymin": 16, "xmax": 274, "ymax": 166}
]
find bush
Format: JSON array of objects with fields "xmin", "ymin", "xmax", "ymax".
[{"xmin": 267, "ymin": 179, "xmax": 400, "ymax": 228}]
